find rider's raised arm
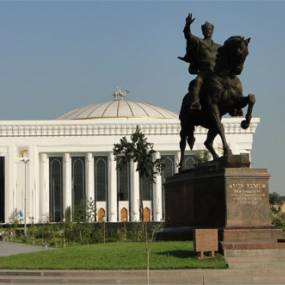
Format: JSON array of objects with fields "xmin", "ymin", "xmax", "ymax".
[{"xmin": 183, "ymin": 13, "xmax": 199, "ymax": 45}]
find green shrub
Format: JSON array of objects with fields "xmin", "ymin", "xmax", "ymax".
[
  {"xmin": 271, "ymin": 212, "xmax": 285, "ymax": 229},
  {"xmin": 116, "ymin": 223, "xmax": 128, "ymax": 241}
]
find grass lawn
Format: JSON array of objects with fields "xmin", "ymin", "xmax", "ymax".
[{"xmin": 0, "ymin": 241, "xmax": 227, "ymax": 269}]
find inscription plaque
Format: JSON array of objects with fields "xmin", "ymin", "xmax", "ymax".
[
  {"xmin": 225, "ymin": 170, "xmax": 271, "ymax": 228},
  {"xmin": 229, "ymin": 183, "xmax": 267, "ymax": 206}
]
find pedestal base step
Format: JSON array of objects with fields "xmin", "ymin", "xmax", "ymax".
[
  {"xmin": 222, "ymin": 241, "xmax": 285, "ymax": 250},
  {"xmin": 222, "ymin": 241, "xmax": 285, "ymax": 269},
  {"xmin": 222, "ymin": 228, "xmax": 285, "ymax": 243},
  {"xmin": 224, "ymin": 247, "xmax": 285, "ymax": 269}
]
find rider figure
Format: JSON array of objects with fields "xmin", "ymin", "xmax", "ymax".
[{"xmin": 178, "ymin": 13, "xmax": 220, "ymax": 110}]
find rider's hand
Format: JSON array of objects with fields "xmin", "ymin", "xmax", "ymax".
[{"xmin": 186, "ymin": 13, "xmax": 195, "ymax": 25}]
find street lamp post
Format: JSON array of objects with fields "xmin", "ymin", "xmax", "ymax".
[{"xmin": 20, "ymin": 156, "xmax": 29, "ymax": 237}]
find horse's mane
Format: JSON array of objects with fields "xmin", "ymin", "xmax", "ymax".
[
  {"xmin": 224, "ymin": 36, "xmax": 245, "ymax": 46},
  {"xmin": 215, "ymin": 36, "xmax": 247, "ymax": 73},
  {"xmin": 218, "ymin": 36, "xmax": 245, "ymax": 57}
]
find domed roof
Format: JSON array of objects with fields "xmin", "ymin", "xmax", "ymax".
[{"xmin": 58, "ymin": 89, "xmax": 178, "ymax": 120}]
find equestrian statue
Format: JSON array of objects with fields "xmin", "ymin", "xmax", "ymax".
[{"xmin": 178, "ymin": 13, "xmax": 255, "ymax": 171}]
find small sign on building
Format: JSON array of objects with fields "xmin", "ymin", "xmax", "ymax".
[
  {"xmin": 194, "ymin": 229, "xmax": 218, "ymax": 258},
  {"xmin": 18, "ymin": 147, "xmax": 28, "ymax": 158}
]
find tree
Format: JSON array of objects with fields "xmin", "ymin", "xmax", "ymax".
[
  {"xmin": 269, "ymin": 192, "xmax": 284, "ymax": 227},
  {"xmin": 113, "ymin": 126, "xmax": 162, "ymax": 285},
  {"xmin": 269, "ymin": 192, "xmax": 282, "ymax": 214},
  {"xmin": 114, "ymin": 126, "xmax": 161, "ymax": 181},
  {"xmin": 269, "ymin": 192, "xmax": 282, "ymax": 207},
  {"xmin": 113, "ymin": 126, "xmax": 162, "ymax": 220}
]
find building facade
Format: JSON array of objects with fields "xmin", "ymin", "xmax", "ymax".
[{"xmin": 0, "ymin": 93, "xmax": 260, "ymax": 224}]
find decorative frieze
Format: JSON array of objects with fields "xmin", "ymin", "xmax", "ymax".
[{"xmin": 0, "ymin": 118, "xmax": 259, "ymax": 137}]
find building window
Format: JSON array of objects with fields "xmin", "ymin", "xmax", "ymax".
[
  {"xmin": 140, "ymin": 176, "xmax": 153, "ymax": 201},
  {"xmin": 49, "ymin": 157, "xmax": 63, "ymax": 222},
  {"xmin": 94, "ymin": 157, "xmax": 108, "ymax": 202},
  {"xmin": 117, "ymin": 159, "xmax": 130, "ymax": 201},
  {"xmin": 161, "ymin": 155, "xmax": 175, "ymax": 220},
  {"xmin": 184, "ymin": 155, "xmax": 197, "ymax": 169},
  {"xmin": 72, "ymin": 157, "xmax": 85, "ymax": 221}
]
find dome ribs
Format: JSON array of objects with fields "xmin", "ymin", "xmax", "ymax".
[
  {"xmin": 125, "ymin": 100, "xmax": 135, "ymax": 117},
  {"xmin": 135, "ymin": 102, "xmax": 150, "ymax": 117},
  {"xmin": 144, "ymin": 103, "xmax": 166, "ymax": 118},
  {"xmin": 85, "ymin": 103, "xmax": 105, "ymax": 119},
  {"xmin": 101, "ymin": 101, "xmax": 117, "ymax": 118},
  {"xmin": 57, "ymin": 98, "xmax": 178, "ymax": 120}
]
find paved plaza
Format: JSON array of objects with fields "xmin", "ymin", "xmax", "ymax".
[
  {"xmin": 0, "ymin": 241, "xmax": 49, "ymax": 257},
  {"xmin": 0, "ymin": 269, "xmax": 284, "ymax": 284}
]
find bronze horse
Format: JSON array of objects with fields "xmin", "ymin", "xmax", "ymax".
[{"xmin": 179, "ymin": 36, "xmax": 255, "ymax": 170}]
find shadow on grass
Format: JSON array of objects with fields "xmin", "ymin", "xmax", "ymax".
[{"xmin": 157, "ymin": 250, "xmax": 196, "ymax": 259}]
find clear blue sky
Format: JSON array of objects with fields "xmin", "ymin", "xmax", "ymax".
[{"xmin": 0, "ymin": 1, "xmax": 284, "ymax": 194}]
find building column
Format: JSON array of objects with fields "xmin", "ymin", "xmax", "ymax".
[
  {"xmin": 153, "ymin": 151, "xmax": 162, "ymax": 221},
  {"xmin": 5, "ymin": 146, "xmax": 17, "ymax": 223},
  {"xmin": 175, "ymin": 151, "xmax": 181, "ymax": 174},
  {"xmin": 28, "ymin": 146, "xmax": 39, "ymax": 223},
  {"xmin": 108, "ymin": 153, "xmax": 117, "ymax": 222},
  {"xmin": 130, "ymin": 160, "xmax": 140, "ymax": 221},
  {"xmin": 40, "ymin": 153, "xmax": 49, "ymax": 222},
  {"xmin": 63, "ymin": 153, "xmax": 72, "ymax": 219},
  {"xmin": 86, "ymin": 152, "xmax": 94, "ymax": 202}
]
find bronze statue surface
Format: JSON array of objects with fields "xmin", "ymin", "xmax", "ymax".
[
  {"xmin": 178, "ymin": 13, "xmax": 255, "ymax": 171},
  {"xmin": 178, "ymin": 14, "xmax": 220, "ymax": 111}
]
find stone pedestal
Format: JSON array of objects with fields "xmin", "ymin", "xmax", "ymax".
[
  {"xmin": 165, "ymin": 165, "xmax": 271, "ymax": 229},
  {"xmin": 163, "ymin": 159, "xmax": 285, "ymax": 260}
]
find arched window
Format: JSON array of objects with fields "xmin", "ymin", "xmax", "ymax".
[
  {"xmin": 72, "ymin": 157, "xmax": 85, "ymax": 221},
  {"xmin": 49, "ymin": 157, "xmax": 63, "ymax": 222},
  {"xmin": 143, "ymin": 207, "xmax": 151, "ymax": 222},
  {"xmin": 98, "ymin": 208, "xmax": 105, "ymax": 223},
  {"xmin": 162, "ymin": 155, "xmax": 175, "ymax": 179},
  {"xmin": 184, "ymin": 155, "xmax": 197, "ymax": 169},
  {"xmin": 161, "ymin": 155, "xmax": 175, "ymax": 220},
  {"xmin": 120, "ymin": 207, "xmax": 128, "ymax": 222},
  {"xmin": 94, "ymin": 157, "xmax": 108, "ymax": 202},
  {"xmin": 117, "ymin": 159, "xmax": 130, "ymax": 201}
]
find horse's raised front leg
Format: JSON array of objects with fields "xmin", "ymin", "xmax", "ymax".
[
  {"xmin": 241, "ymin": 94, "xmax": 255, "ymax": 129},
  {"xmin": 204, "ymin": 129, "xmax": 219, "ymax": 160},
  {"xmin": 210, "ymin": 105, "xmax": 232, "ymax": 158}
]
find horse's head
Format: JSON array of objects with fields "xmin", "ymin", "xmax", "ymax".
[{"xmin": 216, "ymin": 36, "xmax": 250, "ymax": 75}]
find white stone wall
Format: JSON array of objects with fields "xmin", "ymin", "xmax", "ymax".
[{"xmin": 0, "ymin": 117, "xmax": 260, "ymax": 224}]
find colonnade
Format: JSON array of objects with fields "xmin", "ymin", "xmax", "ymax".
[{"xmin": 38, "ymin": 151, "xmax": 179, "ymax": 223}]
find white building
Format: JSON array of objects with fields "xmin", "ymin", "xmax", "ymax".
[{"xmin": 0, "ymin": 91, "xmax": 259, "ymax": 224}]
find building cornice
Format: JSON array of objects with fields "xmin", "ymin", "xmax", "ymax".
[{"xmin": 0, "ymin": 118, "xmax": 260, "ymax": 137}]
